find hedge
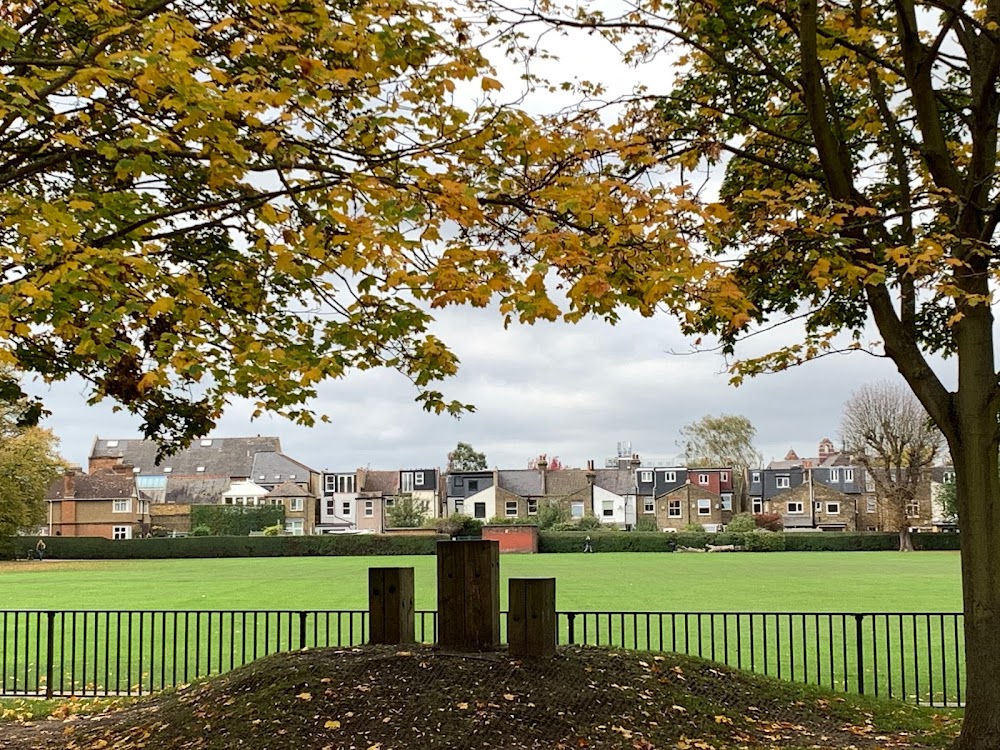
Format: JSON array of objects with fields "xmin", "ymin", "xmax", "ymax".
[
  {"xmin": 1, "ymin": 534, "xmax": 447, "ymax": 560},
  {"xmin": 538, "ymin": 531, "xmax": 711, "ymax": 553},
  {"xmin": 190, "ymin": 505, "xmax": 284, "ymax": 536}
]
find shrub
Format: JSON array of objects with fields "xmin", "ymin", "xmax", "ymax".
[
  {"xmin": 633, "ymin": 516, "xmax": 658, "ymax": 532},
  {"xmin": 744, "ymin": 529, "xmax": 786, "ymax": 552},
  {"xmin": 682, "ymin": 522, "xmax": 705, "ymax": 533},
  {"xmin": 754, "ymin": 513, "xmax": 784, "ymax": 532},
  {"xmin": 726, "ymin": 513, "xmax": 756, "ymax": 533},
  {"xmin": 576, "ymin": 516, "xmax": 603, "ymax": 530},
  {"xmin": 386, "ymin": 495, "xmax": 429, "ymax": 528},
  {"xmin": 191, "ymin": 525, "xmax": 212, "ymax": 536},
  {"xmin": 912, "ymin": 532, "xmax": 961, "ymax": 551},
  {"xmin": 674, "ymin": 531, "xmax": 709, "ymax": 549},
  {"xmin": 536, "ymin": 503, "xmax": 570, "ymax": 530},
  {"xmin": 434, "ymin": 513, "xmax": 483, "ymax": 538},
  {"xmin": 190, "ymin": 505, "xmax": 284, "ymax": 536},
  {"xmin": 486, "ymin": 515, "xmax": 522, "ymax": 525},
  {"xmin": 539, "ymin": 531, "xmax": 676, "ymax": 553},
  {"xmin": 262, "ymin": 524, "xmax": 283, "ymax": 536}
]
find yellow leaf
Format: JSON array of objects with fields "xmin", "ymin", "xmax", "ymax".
[
  {"xmin": 503, "ymin": 693, "xmax": 514, "ymax": 701},
  {"xmin": 296, "ymin": 692, "xmax": 312, "ymax": 701},
  {"xmin": 457, "ymin": 702, "xmax": 469, "ymax": 709},
  {"xmin": 148, "ymin": 297, "xmax": 175, "ymax": 317},
  {"xmin": 324, "ymin": 720, "xmax": 341, "ymax": 729},
  {"xmin": 481, "ymin": 77, "xmax": 503, "ymax": 91}
]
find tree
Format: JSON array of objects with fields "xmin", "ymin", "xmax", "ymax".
[
  {"xmin": 840, "ymin": 382, "xmax": 943, "ymax": 551},
  {"xmin": 679, "ymin": 414, "xmax": 763, "ymax": 501},
  {"xmin": 447, "ymin": 442, "xmax": 487, "ymax": 472},
  {"xmin": 386, "ymin": 495, "xmax": 429, "ymax": 528},
  {"xmin": 0, "ymin": 0, "xmax": 526, "ymax": 450}
]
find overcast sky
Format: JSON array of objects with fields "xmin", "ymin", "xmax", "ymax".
[{"xmin": 22, "ymin": 8, "xmax": 957, "ymax": 475}]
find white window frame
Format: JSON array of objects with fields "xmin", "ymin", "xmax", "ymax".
[
  {"xmin": 505, "ymin": 500, "xmax": 518, "ymax": 517},
  {"xmin": 401, "ymin": 472, "xmax": 414, "ymax": 493},
  {"xmin": 752, "ymin": 498, "xmax": 763, "ymax": 514},
  {"xmin": 721, "ymin": 494, "xmax": 732, "ymax": 511},
  {"xmin": 112, "ymin": 525, "xmax": 130, "ymax": 540},
  {"xmin": 455, "ymin": 500, "xmax": 464, "ymax": 514},
  {"xmin": 337, "ymin": 474, "xmax": 356, "ymax": 493},
  {"xmin": 787, "ymin": 501, "xmax": 804, "ymax": 514},
  {"xmin": 943, "ymin": 471, "xmax": 955, "ymax": 484},
  {"xmin": 698, "ymin": 473, "xmax": 710, "ymax": 485},
  {"xmin": 721, "ymin": 472, "xmax": 729, "ymax": 483},
  {"xmin": 697, "ymin": 499, "xmax": 711, "ymax": 516},
  {"xmin": 527, "ymin": 499, "xmax": 538, "ymax": 515},
  {"xmin": 643, "ymin": 497, "xmax": 654, "ymax": 514},
  {"xmin": 112, "ymin": 499, "xmax": 131, "ymax": 513},
  {"xmin": 325, "ymin": 499, "xmax": 335, "ymax": 515},
  {"xmin": 826, "ymin": 502, "xmax": 840, "ymax": 515},
  {"xmin": 290, "ymin": 497, "xmax": 304, "ymax": 512},
  {"xmin": 906, "ymin": 500, "xmax": 920, "ymax": 517},
  {"xmin": 324, "ymin": 475, "xmax": 337, "ymax": 493},
  {"xmin": 830, "ymin": 469, "xmax": 839, "ymax": 482},
  {"xmin": 663, "ymin": 471, "xmax": 676, "ymax": 482},
  {"xmin": 844, "ymin": 469, "xmax": 854, "ymax": 482},
  {"xmin": 668, "ymin": 499, "xmax": 681, "ymax": 518},
  {"xmin": 285, "ymin": 519, "xmax": 304, "ymax": 536},
  {"xmin": 415, "ymin": 471, "xmax": 425, "ymax": 486},
  {"xmin": 571, "ymin": 501, "xmax": 584, "ymax": 518},
  {"xmin": 866, "ymin": 497, "xmax": 877, "ymax": 513},
  {"xmin": 602, "ymin": 500, "xmax": 614, "ymax": 517},
  {"xmin": 364, "ymin": 500, "xmax": 374, "ymax": 517},
  {"xmin": 814, "ymin": 501, "xmax": 822, "ymax": 512},
  {"xmin": 640, "ymin": 470, "xmax": 653, "ymax": 483},
  {"xmin": 776, "ymin": 476, "xmax": 791, "ymax": 489},
  {"xmin": 341, "ymin": 501, "xmax": 351, "ymax": 517},
  {"xmin": 752, "ymin": 472, "xmax": 761, "ymax": 483}
]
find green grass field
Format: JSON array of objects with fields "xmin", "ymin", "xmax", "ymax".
[
  {"xmin": 0, "ymin": 551, "xmax": 963, "ymax": 612},
  {"xmin": 1, "ymin": 552, "xmax": 966, "ymax": 704}
]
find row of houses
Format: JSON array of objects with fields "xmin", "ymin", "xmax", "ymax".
[{"xmin": 41, "ymin": 437, "xmax": 956, "ymax": 540}]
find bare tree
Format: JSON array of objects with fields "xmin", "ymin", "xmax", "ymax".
[{"xmin": 841, "ymin": 382, "xmax": 943, "ymax": 551}]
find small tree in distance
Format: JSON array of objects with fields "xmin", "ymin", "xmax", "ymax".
[
  {"xmin": 528, "ymin": 454, "xmax": 564, "ymax": 470},
  {"xmin": 447, "ymin": 442, "xmax": 488, "ymax": 472}
]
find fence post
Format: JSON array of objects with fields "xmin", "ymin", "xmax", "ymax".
[
  {"xmin": 437, "ymin": 540, "xmax": 500, "ymax": 650},
  {"xmin": 369, "ymin": 568, "xmax": 415, "ymax": 645},
  {"xmin": 508, "ymin": 578, "xmax": 556, "ymax": 659},
  {"xmin": 298, "ymin": 611, "xmax": 308, "ymax": 650},
  {"xmin": 854, "ymin": 614, "xmax": 865, "ymax": 695},
  {"xmin": 567, "ymin": 612, "xmax": 576, "ymax": 644},
  {"xmin": 45, "ymin": 611, "xmax": 55, "ymax": 699}
]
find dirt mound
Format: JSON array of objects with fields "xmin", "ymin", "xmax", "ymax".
[{"xmin": 0, "ymin": 645, "xmax": 959, "ymax": 749}]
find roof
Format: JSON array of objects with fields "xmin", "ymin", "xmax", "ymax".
[
  {"xmin": 90, "ymin": 436, "xmax": 281, "ymax": 476},
  {"xmin": 250, "ymin": 452, "xmax": 316, "ymax": 484},
  {"xmin": 268, "ymin": 481, "xmax": 313, "ymax": 498},
  {"xmin": 360, "ymin": 470, "xmax": 398, "ymax": 495},
  {"xmin": 46, "ymin": 472, "xmax": 137, "ymax": 501},
  {"xmin": 593, "ymin": 468, "xmax": 635, "ymax": 496},
  {"xmin": 164, "ymin": 477, "xmax": 232, "ymax": 505},
  {"xmin": 544, "ymin": 469, "xmax": 593, "ymax": 498},
  {"xmin": 498, "ymin": 470, "xmax": 543, "ymax": 497}
]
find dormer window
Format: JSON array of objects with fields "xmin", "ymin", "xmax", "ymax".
[
  {"xmin": 196, "ymin": 466, "xmax": 205, "ymax": 472},
  {"xmin": 200, "ymin": 439, "xmax": 212, "ymax": 446},
  {"xmin": 106, "ymin": 440, "xmax": 119, "ymax": 448}
]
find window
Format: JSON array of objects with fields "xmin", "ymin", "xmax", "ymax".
[
  {"xmin": 721, "ymin": 472, "xmax": 728, "ymax": 482},
  {"xmin": 571, "ymin": 501, "xmax": 585, "ymax": 518},
  {"xmin": 401, "ymin": 472, "xmax": 414, "ymax": 492},
  {"xmin": 668, "ymin": 500, "xmax": 681, "ymax": 517},
  {"xmin": 776, "ymin": 476, "xmax": 790, "ymax": 489},
  {"xmin": 752, "ymin": 472, "xmax": 761, "ymax": 483},
  {"xmin": 259, "ymin": 475, "xmax": 266, "ymax": 480},
  {"xmin": 200, "ymin": 439, "xmax": 212, "ymax": 446},
  {"xmin": 364, "ymin": 500, "xmax": 374, "ymax": 517},
  {"xmin": 697, "ymin": 499, "xmax": 711, "ymax": 515},
  {"xmin": 342, "ymin": 501, "xmax": 350, "ymax": 516},
  {"xmin": 527, "ymin": 499, "xmax": 538, "ymax": 515},
  {"xmin": 112, "ymin": 525, "xmax": 130, "ymax": 540},
  {"xmin": 663, "ymin": 471, "xmax": 676, "ymax": 482},
  {"xmin": 866, "ymin": 497, "xmax": 877, "ymax": 513},
  {"xmin": 467, "ymin": 480, "xmax": 479, "ymax": 492},
  {"xmin": 829, "ymin": 469, "xmax": 839, "ymax": 482},
  {"xmin": 163, "ymin": 467, "xmax": 172, "ymax": 473},
  {"xmin": 415, "ymin": 471, "xmax": 425, "ymax": 486},
  {"xmin": 640, "ymin": 471, "xmax": 653, "ymax": 483},
  {"xmin": 290, "ymin": 498, "xmax": 304, "ymax": 512},
  {"xmin": 285, "ymin": 519, "xmax": 304, "ymax": 536},
  {"xmin": 844, "ymin": 469, "xmax": 854, "ymax": 482},
  {"xmin": 385, "ymin": 496, "xmax": 395, "ymax": 508},
  {"xmin": 132, "ymin": 467, "xmax": 141, "ymax": 473},
  {"xmin": 698, "ymin": 473, "xmax": 710, "ymax": 484},
  {"xmin": 906, "ymin": 500, "xmax": 920, "ymax": 517},
  {"xmin": 326, "ymin": 499, "xmax": 335, "ymax": 515},
  {"xmin": 289, "ymin": 474, "xmax": 296, "ymax": 479},
  {"xmin": 814, "ymin": 501, "xmax": 822, "ymax": 512},
  {"xmin": 474, "ymin": 502, "xmax": 486, "ymax": 519},
  {"xmin": 112, "ymin": 499, "xmax": 131, "ymax": 513},
  {"xmin": 643, "ymin": 498, "xmax": 654, "ymax": 514},
  {"xmin": 505, "ymin": 501, "xmax": 518, "ymax": 517},
  {"xmin": 787, "ymin": 501, "xmax": 804, "ymax": 514},
  {"xmin": 721, "ymin": 494, "xmax": 732, "ymax": 511},
  {"xmin": 196, "ymin": 466, "xmax": 205, "ymax": 473},
  {"xmin": 455, "ymin": 501, "xmax": 464, "ymax": 513},
  {"xmin": 752, "ymin": 498, "xmax": 763, "ymax": 514},
  {"xmin": 338, "ymin": 474, "xmax": 355, "ymax": 493},
  {"xmin": 324, "ymin": 475, "xmax": 336, "ymax": 493},
  {"xmin": 943, "ymin": 471, "xmax": 956, "ymax": 484},
  {"xmin": 826, "ymin": 502, "xmax": 840, "ymax": 515},
  {"xmin": 602, "ymin": 500, "xmax": 614, "ymax": 517},
  {"xmin": 106, "ymin": 440, "xmax": 119, "ymax": 448}
]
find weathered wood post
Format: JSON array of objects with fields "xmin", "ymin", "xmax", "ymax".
[
  {"xmin": 436, "ymin": 540, "xmax": 500, "ymax": 650},
  {"xmin": 368, "ymin": 567, "xmax": 415, "ymax": 644},
  {"xmin": 508, "ymin": 578, "xmax": 557, "ymax": 659}
]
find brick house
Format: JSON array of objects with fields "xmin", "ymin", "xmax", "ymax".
[
  {"xmin": 46, "ymin": 467, "xmax": 148, "ymax": 540},
  {"xmin": 652, "ymin": 483, "xmax": 727, "ymax": 531}
]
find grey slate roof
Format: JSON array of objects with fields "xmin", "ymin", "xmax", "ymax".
[
  {"xmin": 47, "ymin": 472, "xmax": 136, "ymax": 500},
  {"xmin": 164, "ymin": 477, "xmax": 232, "ymax": 505},
  {"xmin": 91, "ymin": 436, "xmax": 281, "ymax": 476},
  {"xmin": 498, "ymin": 470, "xmax": 543, "ymax": 497},
  {"xmin": 544, "ymin": 470, "xmax": 593, "ymax": 498},
  {"xmin": 360, "ymin": 470, "xmax": 398, "ymax": 494},
  {"xmin": 250, "ymin": 452, "xmax": 316, "ymax": 484},
  {"xmin": 593, "ymin": 468, "xmax": 635, "ymax": 496},
  {"xmin": 268, "ymin": 481, "xmax": 313, "ymax": 498}
]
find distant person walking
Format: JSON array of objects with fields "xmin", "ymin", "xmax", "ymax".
[
  {"xmin": 583, "ymin": 535, "xmax": 593, "ymax": 553},
  {"xmin": 34, "ymin": 538, "xmax": 46, "ymax": 561}
]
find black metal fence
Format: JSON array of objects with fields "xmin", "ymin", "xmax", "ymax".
[{"xmin": 1, "ymin": 609, "xmax": 965, "ymax": 706}]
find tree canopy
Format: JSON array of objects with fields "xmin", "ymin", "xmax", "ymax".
[{"xmin": 447, "ymin": 441, "xmax": 487, "ymax": 472}]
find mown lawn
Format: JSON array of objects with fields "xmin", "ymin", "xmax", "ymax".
[{"xmin": 0, "ymin": 551, "xmax": 962, "ymax": 612}]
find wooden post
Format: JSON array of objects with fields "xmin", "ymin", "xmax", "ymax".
[
  {"xmin": 508, "ymin": 578, "xmax": 556, "ymax": 659},
  {"xmin": 436, "ymin": 540, "xmax": 500, "ymax": 650},
  {"xmin": 368, "ymin": 567, "xmax": 415, "ymax": 645}
]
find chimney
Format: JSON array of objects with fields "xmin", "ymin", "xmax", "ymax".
[
  {"xmin": 586, "ymin": 459, "xmax": 596, "ymax": 483},
  {"xmin": 537, "ymin": 455, "xmax": 547, "ymax": 494},
  {"xmin": 62, "ymin": 468, "xmax": 76, "ymax": 498}
]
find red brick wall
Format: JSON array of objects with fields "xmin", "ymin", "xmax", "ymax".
[{"xmin": 482, "ymin": 525, "xmax": 538, "ymax": 553}]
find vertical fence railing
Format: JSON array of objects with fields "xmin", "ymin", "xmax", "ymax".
[{"xmin": 2, "ymin": 610, "xmax": 964, "ymax": 705}]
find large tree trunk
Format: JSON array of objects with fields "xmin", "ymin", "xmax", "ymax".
[
  {"xmin": 953, "ymin": 305, "xmax": 1000, "ymax": 750},
  {"xmin": 897, "ymin": 525, "xmax": 913, "ymax": 552}
]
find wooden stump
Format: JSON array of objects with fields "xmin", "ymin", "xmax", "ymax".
[
  {"xmin": 436, "ymin": 540, "xmax": 500, "ymax": 650},
  {"xmin": 508, "ymin": 578, "xmax": 556, "ymax": 659},
  {"xmin": 368, "ymin": 567, "xmax": 415, "ymax": 645}
]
